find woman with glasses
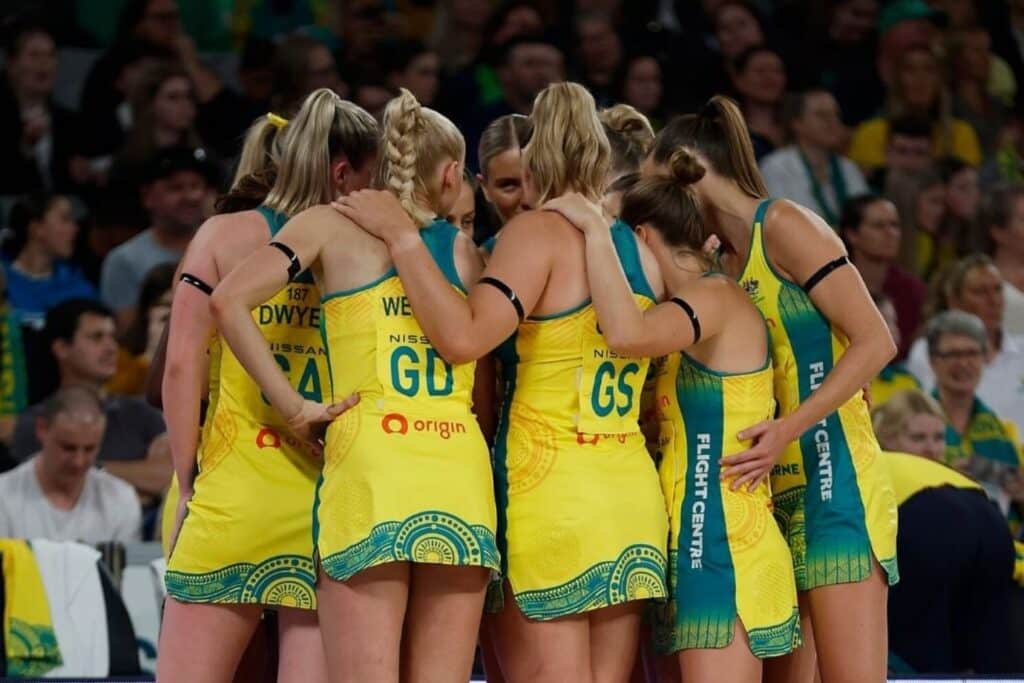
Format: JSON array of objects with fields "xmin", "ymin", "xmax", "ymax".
[{"xmin": 925, "ymin": 309, "xmax": 1024, "ymax": 523}]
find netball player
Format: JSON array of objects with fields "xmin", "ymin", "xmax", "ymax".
[
  {"xmin": 157, "ymin": 90, "xmax": 377, "ymax": 683},
  {"xmin": 211, "ymin": 89, "xmax": 496, "ymax": 683},
  {"xmin": 335, "ymin": 81, "xmax": 668, "ymax": 682},
  {"xmin": 645, "ymin": 96, "xmax": 898, "ymax": 683}
]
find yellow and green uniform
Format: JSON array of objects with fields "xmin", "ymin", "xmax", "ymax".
[
  {"xmin": 870, "ymin": 364, "xmax": 921, "ymax": 408},
  {"xmin": 1, "ymin": 540, "xmax": 61, "ymax": 676},
  {"xmin": 738, "ymin": 199, "xmax": 899, "ymax": 591},
  {"xmin": 316, "ymin": 219, "xmax": 498, "ymax": 581},
  {"xmin": 494, "ymin": 222, "xmax": 668, "ymax": 620},
  {"xmin": 651, "ymin": 348, "xmax": 800, "ymax": 657},
  {"xmin": 165, "ymin": 206, "xmax": 328, "ymax": 609}
]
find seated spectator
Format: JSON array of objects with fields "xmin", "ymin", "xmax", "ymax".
[
  {"xmin": 923, "ymin": 310, "xmax": 1024, "ymax": 517},
  {"xmin": 572, "ymin": 11, "xmax": 624, "ymax": 108},
  {"xmin": 383, "ymin": 40, "xmax": 441, "ymax": 108},
  {"xmin": 13, "ymin": 300, "xmax": 169, "ymax": 509},
  {"xmin": 270, "ymin": 33, "xmax": 346, "ymax": 117},
  {"xmin": 987, "ymin": 183, "xmax": 1024, "ymax": 335},
  {"xmin": 613, "ymin": 53, "xmax": 665, "ymax": 128},
  {"xmin": 840, "ymin": 194, "xmax": 927, "ymax": 358},
  {"xmin": 950, "ymin": 26, "xmax": 1014, "ymax": 161},
  {"xmin": 908, "ymin": 254, "xmax": 1024, "ymax": 432},
  {"xmin": 872, "ymin": 389, "xmax": 947, "ymax": 461},
  {"xmin": 0, "ymin": 17, "xmax": 82, "ymax": 194},
  {"xmin": 108, "ymin": 263, "xmax": 174, "ymax": 396},
  {"xmin": 729, "ymin": 45, "xmax": 787, "ymax": 159},
  {"xmin": 2, "ymin": 194, "xmax": 97, "ymax": 332},
  {"xmin": 939, "ymin": 157, "xmax": 983, "ymax": 254},
  {"xmin": 761, "ymin": 89, "xmax": 868, "ymax": 227},
  {"xmin": 887, "ymin": 166, "xmax": 953, "ymax": 281},
  {"xmin": 0, "ymin": 385, "xmax": 141, "ymax": 543},
  {"xmin": 870, "ymin": 293, "xmax": 922, "ymax": 407},
  {"xmin": 849, "ymin": 45, "xmax": 983, "ymax": 174},
  {"xmin": 110, "ymin": 61, "xmax": 205, "ymax": 186},
  {"xmin": 100, "ymin": 146, "xmax": 214, "ymax": 334},
  {"xmin": 866, "ymin": 115, "xmax": 935, "ymax": 192}
]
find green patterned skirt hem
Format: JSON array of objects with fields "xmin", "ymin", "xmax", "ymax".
[
  {"xmin": 165, "ymin": 554, "xmax": 317, "ymax": 610},
  {"xmin": 320, "ymin": 510, "xmax": 500, "ymax": 582},
  {"xmin": 653, "ymin": 606, "xmax": 801, "ymax": 657},
  {"xmin": 7, "ymin": 617, "xmax": 62, "ymax": 677},
  {"xmin": 513, "ymin": 544, "xmax": 667, "ymax": 621}
]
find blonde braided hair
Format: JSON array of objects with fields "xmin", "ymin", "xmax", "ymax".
[{"xmin": 378, "ymin": 88, "xmax": 465, "ymax": 226}]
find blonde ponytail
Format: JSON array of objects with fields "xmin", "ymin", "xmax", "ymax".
[
  {"xmin": 525, "ymin": 82, "xmax": 610, "ymax": 205},
  {"xmin": 378, "ymin": 88, "xmax": 465, "ymax": 226},
  {"xmin": 232, "ymin": 115, "xmax": 283, "ymax": 188},
  {"xmin": 264, "ymin": 88, "xmax": 379, "ymax": 217},
  {"xmin": 600, "ymin": 104, "xmax": 654, "ymax": 178}
]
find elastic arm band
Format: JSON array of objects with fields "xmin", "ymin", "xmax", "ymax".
[
  {"xmin": 180, "ymin": 272, "xmax": 213, "ymax": 296},
  {"xmin": 479, "ymin": 276, "xmax": 524, "ymax": 321},
  {"xmin": 802, "ymin": 255, "xmax": 850, "ymax": 293},
  {"xmin": 268, "ymin": 241, "xmax": 301, "ymax": 282},
  {"xmin": 669, "ymin": 297, "xmax": 701, "ymax": 343}
]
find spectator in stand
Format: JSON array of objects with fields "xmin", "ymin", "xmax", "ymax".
[
  {"xmin": 181, "ymin": 36, "xmax": 275, "ymax": 161},
  {"xmin": 761, "ymin": 89, "xmax": 868, "ymax": 227},
  {"xmin": 78, "ymin": 0, "xmax": 181, "ymax": 173},
  {"xmin": 0, "ymin": 17, "xmax": 83, "ymax": 195},
  {"xmin": 352, "ymin": 68, "xmax": 396, "ymax": 124},
  {"xmin": 887, "ymin": 166, "xmax": 953, "ymax": 281},
  {"xmin": 729, "ymin": 45, "xmax": 788, "ymax": 159},
  {"xmin": 924, "ymin": 310, "xmax": 1024, "ymax": 519},
  {"xmin": 100, "ymin": 146, "xmax": 215, "ymax": 334},
  {"xmin": 908, "ymin": 254, "xmax": 1024, "ymax": 439},
  {"xmin": 775, "ymin": 0, "xmax": 884, "ymax": 127},
  {"xmin": 0, "ymin": 385, "xmax": 141, "ymax": 543},
  {"xmin": 573, "ymin": 11, "xmax": 624, "ymax": 107},
  {"xmin": 712, "ymin": 2, "xmax": 766, "ymax": 65},
  {"xmin": 987, "ymin": 183, "xmax": 1024, "ymax": 335},
  {"xmin": 870, "ymin": 292, "xmax": 922, "ymax": 406},
  {"xmin": 939, "ymin": 157, "xmax": 983, "ymax": 254},
  {"xmin": 876, "ymin": 0, "xmax": 943, "ymax": 89},
  {"xmin": 950, "ymin": 26, "xmax": 1014, "ymax": 161},
  {"xmin": 460, "ymin": 34, "xmax": 565, "ymax": 172},
  {"xmin": 2, "ymin": 194, "xmax": 97, "ymax": 332},
  {"xmin": 873, "ymin": 389, "xmax": 947, "ymax": 461},
  {"xmin": 872, "ymin": 392, "xmax": 1022, "ymax": 676},
  {"xmin": 850, "ymin": 45, "xmax": 983, "ymax": 175},
  {"xmin": 110, "ymin": 62, "xmax": 204, "ymax": 187},
  {"xmin": 613, "ymin": 53, "xmax": 665, "ymax": 128},
  {"xmin": 866, "ymin": 116, "xmax": 936, "ymax": 192},
  {"xmin": 107, "ymin": 263, "xmax": 174, "ymax": 397},
  {"xmin": 13, "ymin": 300, "xmax": 169, "ymax": 510},
  {"xmin": 270, "ymin": 33, "xmax": 345, "ymax": 116},
  {"xmin": 384, "ymin": 40, "xmax": 441, "ymax": 108},
  {"xmin": 840, "ymin": 194, "xmax": 927, "ymax": 358},
  {"xmin": 428, "ymin": 0, "xmax": 493, "ymax": 72}
]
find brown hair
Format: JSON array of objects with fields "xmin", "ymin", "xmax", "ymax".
[
  {"xmin": 377, "ymin": 88, "xmax": 466, "ymax": 225},
  {"xmin": 477, "ymin": 114, "xmax": 532, "ymax": 178},
  {"xmin": 981, "ymin": 182, "xmax": 1024, "ymax": 254},
  {"xmin": 600, "ymin": 104, "xmax": 655, "ymax": 179},
  {"xmin": 650, "ymin": 95, "xmax": 767, "ymax": 199},
  {"xmin": 885, "ymin": 167, "xmax": 945, "ymax": 271},
  {"xmin": 524, "ymin": 82, "xmax": 611, "ymax": 205},
  {"xmin": 264, "ymin": 89, "xmax": 379, "ymax": 217},
  {"xmin": 620, "ymin": 148, "xmax": 711, "ymax": 267},
  {"xmin": 120, "ymin": 61, "xmax": 201, "ymax": 169}
]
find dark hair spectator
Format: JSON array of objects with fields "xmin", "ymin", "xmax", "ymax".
[
  {"xmin": 983, "ymin": 183, "xmax": 1024, "ymax": 336},
  {"xmin": 108, "ymin": 262, "xmax": 174, "ymax": 397},
  {"xmin": 573, "ymin": 11, "xmax": 624, "ymax": 107},
  {"xmin": 885, "ymin": 167, "xmax": 951, "ymax": 280},
  {"xmin": 613, "ymin": 53, "xmax": 665, "ymax": 125},
  {"xmin": 271, "ymin": 33, "xmax": 345, "ymax": 116},
  {"xmin": 383, "ymin": 41, "xmax": 441, "ymax": 108},
  {"xmin": 729, "ymin": 45, "xmax": 787, "ymax": 159}
]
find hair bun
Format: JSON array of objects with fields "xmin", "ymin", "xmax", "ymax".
[
  {"xmin": 669, "ymin": 148, "xmax": 705, "ymax": 186},
  {"xmin": 600, "ymin": 104, "xmax": 655, "ymax": 154}
]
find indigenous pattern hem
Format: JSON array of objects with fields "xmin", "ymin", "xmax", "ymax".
[
  {"xmin": 512, "ymin": 543, "xmax": 667, "ymax": 621},
  {"xmin": 320, "ymin": 510, "xmax": 500, "ymax": 582},
  {"xmin": 165, "ymin": 554, "xmax": 316, "ymax": 609}
]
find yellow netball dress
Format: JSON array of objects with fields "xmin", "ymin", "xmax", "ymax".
[
  {"xmin": 495, "ymin": 221, "xmax": 668, "ymax": 620},
  {"xmin": 651, "ymin": 348, "xmax": 800, "ymax": 656},
  {"xmin": 165, "ymin": 206, "xmax": 327, "ymax": 609},
  {"xmin": 316, "ymin": 219, "xmax": 498, "ymax": 580},
  {"xmin": 738, "ymin": 199, "xmax": 899, "ymax": 591}
]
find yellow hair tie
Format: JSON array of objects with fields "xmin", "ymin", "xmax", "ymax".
[{"xmin": 266, "ymin": 113, "xmax": 289, "ymax": 129}]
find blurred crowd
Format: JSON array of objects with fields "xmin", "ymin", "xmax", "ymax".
[{"xmin": 0, "ymin": 0, "xmax": 1023, "ymax": 675}]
